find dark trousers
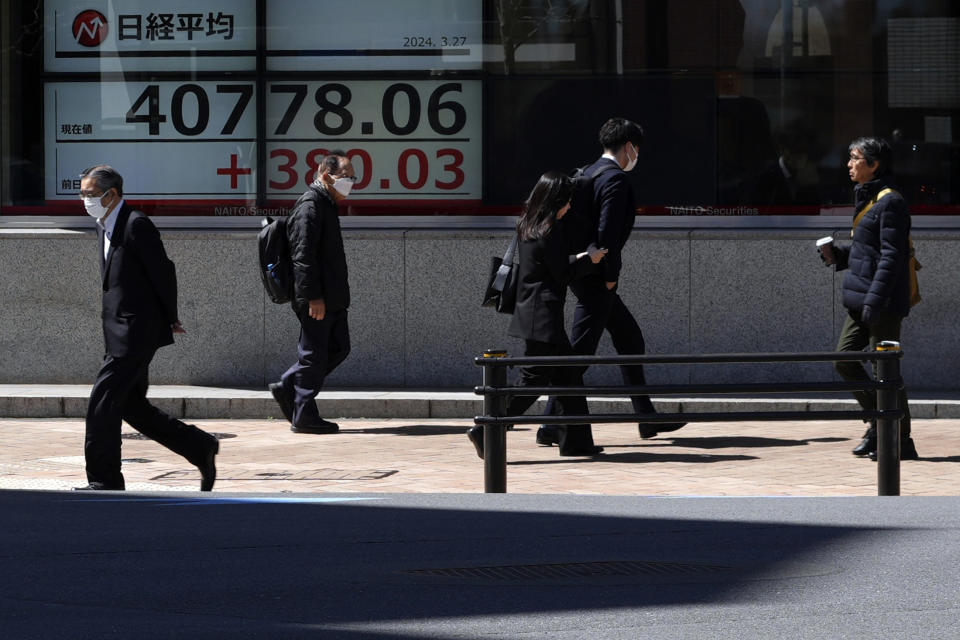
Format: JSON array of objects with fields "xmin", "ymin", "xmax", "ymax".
[
  {"xmin": 545, "ymin": 275, "xmax": 655, "ymax": 419},
  {"xmin": 834, "ymin": 311, "xmax": 911, "ymax": 438},
  {"xmin": 281, "ymin": 309, "xmax": 351, "ymax": 426},
  {"xmin": 85, "ymin": 351, "xmax": 215, "ymax": 488},
  {"xmin": 508, "ymin": 339, "xmax": 596, "ymax": 453}
]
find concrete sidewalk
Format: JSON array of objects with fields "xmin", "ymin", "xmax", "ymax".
[
  {"xmin": 2, "ymin": 414, "xmax": 957, "ymax": 495},
  {"xmin": 4, "ymin": 385, "xmax": 960, "ymax": 418}
]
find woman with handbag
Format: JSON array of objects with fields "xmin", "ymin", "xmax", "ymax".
[{"xmin": 468, "ymin": 171, "xmax": 608, "ymax": 458}]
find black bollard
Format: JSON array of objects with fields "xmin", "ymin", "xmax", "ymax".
[
  {"xmin": 875, "ymin": 341, "xmax": 901, "ymax": 496},
  {"xmin": 481, "ymin": 350, "xmax": 508, "ymax": 493}
]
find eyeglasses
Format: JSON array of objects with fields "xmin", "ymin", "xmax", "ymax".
[
  {"xmin": 848, "ymin": 154, "xmax": 866, "ymax": 163},
  {"xmin": 78, "ymin": 190, "xmax": 105, "ymax": 199}
]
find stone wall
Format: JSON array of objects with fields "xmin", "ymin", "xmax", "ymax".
[{"xmin": 1, "ymin": 222, "xmax": 956, "ymax": 390}]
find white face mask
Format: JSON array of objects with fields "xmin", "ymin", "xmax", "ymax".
[
  {"xmin": 332, "ymin": 177, "xmax": 354, "ymax": 198},
  {"xmin": 623, "ymin": 144, "xmax": 638, "ymax": 172},
  {"xmin": 82, "ymin": 193, "xmax": 111, "ymax": 219}
]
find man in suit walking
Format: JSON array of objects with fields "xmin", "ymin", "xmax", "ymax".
[
  {"xmin": 540, "ymin": 118, "xmax": 686, "ymax": 445},
  {"xmin": 78, "ymin": 165, "xmax": 219, "ymax": 491},
  {"xmin": 268, "ymin": 151, "xmax": 354, "ymax": 433}
]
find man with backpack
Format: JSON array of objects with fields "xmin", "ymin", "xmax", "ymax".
[
  {"xmin": 269, "ymin": 151, "xmax": 355, "ymax": 434},
  {"xmin": 538, "ymin": 118, "xmax": 686, "ymax": 446}
]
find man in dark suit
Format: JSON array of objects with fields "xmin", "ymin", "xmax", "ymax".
[
  {"xmin": 268, "ymin": 151, "xmax": 354, "ymax": 433},
  {"xmin": 540, "ymin": 118, "xmax": 686, "ymax": 445},
  {"xmin": 78, "ymin": 165, "xmax": 219, "ymax": 491}
]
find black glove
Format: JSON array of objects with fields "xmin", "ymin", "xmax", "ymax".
[{"xmin": 860, "ymin": 305, "xmax": 875, "ymax": 326}]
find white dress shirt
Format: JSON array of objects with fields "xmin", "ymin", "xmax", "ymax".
[{"xmin": 98, "ymin": 199, "xmax": 124, "ymax": 261}]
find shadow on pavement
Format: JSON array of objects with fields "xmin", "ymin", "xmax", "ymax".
[
  {"xmin": 656, "ymin": 436, "xmax": 847, "ymax": 449},
  {"xmin": 508, "ymin": 452, "xmax": 758, "ymax": 465},
  {"xmin": 0, "ymin": 490, "xmax": 901, "ymax": 638},
  {"xmin": 345, "ymin": 424, "xmax": 473, "ymax": 436}
]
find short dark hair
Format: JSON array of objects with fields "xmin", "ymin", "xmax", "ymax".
[
  {"xmin": 598, "ymin": 117, "xmax": 644, "ymax": 152},
  {"xmin": 849, "ymin": 136, "xmax": 893, "ymax": 176},
  {"xmin": 80, "ymin": 164, "xmax": 123, "ymax": 196},
  {"xmin": 320, "ymin": 150, "xmax": 348, "ymax": 175}
]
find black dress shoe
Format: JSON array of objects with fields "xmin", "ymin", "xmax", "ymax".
[
  {"xmin": 536, "ymin": 425, "xmax": 559, "ymax": 446},
  {"xmin": 467, "ymin": 426, "xmax": 484, "ymax": 459},
  {"xmin": 559, "ymin": 445, "xmax": 604, "ymax": 457},
  {"xmin": 638, "ymin": 421, "xmax": 687, "ymax": 439},
  {"xmin": 197, "ymin": 439, "xmax": 219, "ymax": 492},
  {"xmin": 268, "ymin": 382, "xmax": 294, "ymax": 424},
  {"xmin": 291, "ymin": 417, "xmax": 339, "ymax": 434},
  {"xmin": 852, "ymin": 427, "xmax": 877, "ymax": 457},
  {"xmin": 74, "ymin": 482, "xmax": 125, "ymax": 491},
  {"xmin": 868, "ymin": 437, "xmax": 919, "ymax": 461}
]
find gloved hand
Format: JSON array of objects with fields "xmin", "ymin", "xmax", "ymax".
[{"xmin": 860, "ymin": 305, "xmax": 875, "ymax": 326}]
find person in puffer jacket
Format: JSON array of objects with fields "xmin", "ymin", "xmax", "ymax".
[{"xmin": 820, "ymin": 136, "xmax": 917, "ymax": 460}]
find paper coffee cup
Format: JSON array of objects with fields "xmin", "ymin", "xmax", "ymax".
[{"xmin": 816, "ymin": 236, "xmax": 834, "ymax": 263}]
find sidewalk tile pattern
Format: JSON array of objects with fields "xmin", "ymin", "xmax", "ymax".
[{"xmin": 0, "ymin": 418, "xmax": 956, "ymax": 495}]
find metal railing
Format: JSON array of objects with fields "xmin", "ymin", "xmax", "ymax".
[{"xmin": 474, "ymin": 343, "xmax": 904, "ymax": 495}]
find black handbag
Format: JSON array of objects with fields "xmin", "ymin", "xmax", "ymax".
[{"xmin": 481, "ymin": 235, "xmax": 519, "ymax": 314}]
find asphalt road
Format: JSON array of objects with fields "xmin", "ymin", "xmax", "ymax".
[{"xmin": 2, "ymin": 491, "xmax": 958, "ymax": 639}]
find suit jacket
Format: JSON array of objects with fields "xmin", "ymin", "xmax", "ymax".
[
  {"xmin": 508, "ymin": 223, "xmax": 592, "ymax": 345},
  {"xmin": 98, "ymin": 203, "xmax": 178, "ymax": 358},
  {"xmin": 286, "ymin": 185, "xmax": 350, "ymax": 315},
  {"xmin": 584, "ymin": 157, "xmax": 635, "ymax": 283}
]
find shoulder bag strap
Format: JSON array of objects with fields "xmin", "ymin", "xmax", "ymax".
[
  {"xmin": 850, "ymin": 187, "xmax": 896, "ymax": 237},
  {"xmin": 502, "ymin": 233, "xmax": 519, "ymax": 265}
]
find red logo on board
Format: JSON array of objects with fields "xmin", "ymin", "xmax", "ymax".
[{"xmin": 73, "ymin": 10, "xmax": 109, "ymax": 47}]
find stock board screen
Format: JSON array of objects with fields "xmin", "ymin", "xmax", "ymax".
[{"xmin": 42, "ymin": 0, "xmax": 482, "ymax": 214}]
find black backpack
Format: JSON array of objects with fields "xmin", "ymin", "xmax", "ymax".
[
  {"xmin": 563, "ymin": 163, "xmax": 620, "ymax": 253},
  {"xmin": 257, "ymin": 216, "xmax": 293, "ymax": 304}
]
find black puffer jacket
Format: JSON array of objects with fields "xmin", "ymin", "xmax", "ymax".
[
  {"xmin": 833, "ymin": 177, "xmax": 911, "ymax": 318},
  {"xmin": 286, "ymin": 184, "xmax": 350, "ymax": 315}
]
